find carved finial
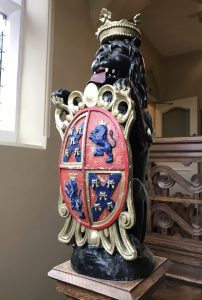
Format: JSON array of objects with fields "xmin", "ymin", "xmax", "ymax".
[{"xmin": 99, "ymin": 8, "xmax": 112, "ymax": 23}]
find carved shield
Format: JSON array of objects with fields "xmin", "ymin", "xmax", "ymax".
[{"xmin": 59, "ymin": 107, "xmax": 129, "ymax": 230}]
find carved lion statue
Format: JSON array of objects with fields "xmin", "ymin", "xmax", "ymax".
[{"xmin": 52, "ymin": 34, "xmax": 153, "ymax": 242}]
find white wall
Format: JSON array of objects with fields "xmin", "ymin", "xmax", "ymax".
[{"xmin": 0, "ymin": 1, "xmax": 98, "ymax": 299}]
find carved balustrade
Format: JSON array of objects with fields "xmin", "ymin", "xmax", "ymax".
[{"xmin": 146, "ymin": 137, "xmax": 202, "ymax": 267}]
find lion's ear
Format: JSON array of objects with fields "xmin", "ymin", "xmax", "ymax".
[{"xmin": 131, "ymin": 36, "xmax": 141, "ymax": 48}]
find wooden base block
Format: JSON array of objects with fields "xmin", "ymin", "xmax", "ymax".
[{"xmin": 48, "ymin": 256, "xmax": 171, "ymax": 300}]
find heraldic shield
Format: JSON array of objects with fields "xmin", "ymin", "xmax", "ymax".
[{"xmin": 59, "ymin": 107, "xmax": 129, "ymax": 230}]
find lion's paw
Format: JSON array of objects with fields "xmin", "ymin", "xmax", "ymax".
[{"xmin": 51, "ymin": 89, "xmax": 70, "ymax": 107}]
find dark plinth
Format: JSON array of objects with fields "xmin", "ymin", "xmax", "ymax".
[
  {"xmin": 71, "ymin": 245, "xmax": 155, "ymax": 281},
  {"xmin": 48, "ymin": 256, "xmax": 171, "ymax": 300}
]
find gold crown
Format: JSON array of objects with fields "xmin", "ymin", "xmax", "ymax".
[{"xmin": 96, "ymin": 8, "xmax": 142, "ymax": 44}]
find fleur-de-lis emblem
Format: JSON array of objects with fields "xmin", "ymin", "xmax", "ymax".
[{"xmin": 99, "ymin": 8, "xmax": 112, "ymax": 23}]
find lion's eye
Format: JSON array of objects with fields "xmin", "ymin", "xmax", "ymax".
[
  {"xmin": 96, "ymin": 47, "xmax": 104, "ymax": 56},
  {"xmin": 96, "ymin": 44, "xmax": 110, "ymax": 56},
  {"xmin": 111, "ymin": 44, "xmax": 129, "ymax": 56},
  {"xmin": 111, "ymin": 45, "xmax": 120, "ymax": 52}
]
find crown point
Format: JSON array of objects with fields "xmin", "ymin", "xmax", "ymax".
[
  {"xmin": 133, "ymin": 13, "xmax": 142, "ymax": 27},
  {"xmin": 99, "ymin": 8, "xmax": 112, "ymax": 23}
]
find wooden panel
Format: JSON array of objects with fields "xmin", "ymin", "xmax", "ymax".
[
  {"xmin": 56, "ymin": 281, "xmax": 112, "ymax": 300},
  {"xmin": 148, "ymin": 195, "xmax": 202, "ymax": 205},
  {"xmin": 150, "ymin": 137, "xmax": 202, "ymax": 161},
  {"xmin": 145, "ymin": 235, "xmax": 202, "ymax": 268},
  {"xmin": 151, "ymin": 143, "xmax": 202, "ymax": 152},
  {"xmin": 153, "ymin": 137, "xmax": 202, "ymax": 144},
  {"xmin": 166, "ymin": 263, "xmax": 202, "ymax": 286},
  {"xmin": 149, "ymin": 152, "xmax": 202, "ymax": 162}
]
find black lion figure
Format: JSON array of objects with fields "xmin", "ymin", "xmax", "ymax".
[
  {"xmin": 53, "ymin": 35, "xmax": 153, "ymax": 243},
  {"xmin": 53, "ymin": 33, "xmax": 154, "ymax": 280},
  {"xmin": 90, "ymin": 36, "xmax": 153, "ymax": 243}
]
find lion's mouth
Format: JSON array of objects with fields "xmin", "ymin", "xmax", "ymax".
[{"xmin": 89, "ymin": 66, "xmax": 118, "ymax": 84}]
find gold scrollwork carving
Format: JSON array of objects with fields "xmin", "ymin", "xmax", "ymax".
[
  {"xmin": 100, "ymin": 227, "xmax": 115, "ymax": 255},
  {"xmin": 98, "ymin": 84, "xmax": 115, "ymax": 110},
  {"xmin": 113, "ymin": 223, "xmax": 137, "ymax": 260},
  {"xmin": 58, "ymin": 217, "xmax": 76, "ymax": 244},
  {"xmin": 68, "ymin": 91, "xmax": 85, "ymax": 114},
  {"xmin": 117, "ymin": 182, "xmax": 137, "ymax": 260},
  {"xmin": 52, "ymin": 84, "xmax": 136, "ymax": 140},
  {"xmin": 83, "ymin": 83, "xmax": 99, "ymax": 107},
  {"xmin": 119, "ymin": 182, "xmax": 135, "ymax": 229},
  {"xmin": 75, "ymin": 223, "xmax": 89, "ymax": 247},
  {"xmin": 112, "ymin": 95, "xmax": 134, "ymax": 124},
  {"xmin": 58, "ymin": 190, "xmax": 68, "ymax": 218}
]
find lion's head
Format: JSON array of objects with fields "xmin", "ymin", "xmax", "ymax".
[
  {"xmin": 89, "ymin": 124, "xmax": 107, "ymax": 144},
  {"xmin": 90, "ymin": 36, "xmax": 147, "ymax": 109}
]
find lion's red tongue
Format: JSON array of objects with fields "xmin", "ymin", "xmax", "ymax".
[{"xmin": 89, "ymin": 67, "xmax": 106, "ymax": 84}]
